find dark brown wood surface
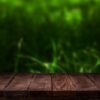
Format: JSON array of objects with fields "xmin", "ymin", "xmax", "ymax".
[
  {"xmin": 87, "ymin": 74, "xmax": 100, "ymax": 88},
  {"xmin": 5, "ymin": 73, "xmax": 32, "ymax": 91},
  {"xmin": 29, "ymin": 74, "xmax": 51, "ymax": 91},
  {"xmin": 0, "ymin": 73, "xmax": 15, "ymax": 91},
  {"xmin": 0, "ymin": 73, "xmax": 100, "ymax": 100}
]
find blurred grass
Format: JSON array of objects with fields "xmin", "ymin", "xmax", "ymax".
[{"xmin": 0, "ymin": 0, "xmax": 100, "ymax": 73}]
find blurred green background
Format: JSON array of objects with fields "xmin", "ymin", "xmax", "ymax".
[{"xmin": 0, "ymin": 0, "xmax": 100, "ymax": 73}]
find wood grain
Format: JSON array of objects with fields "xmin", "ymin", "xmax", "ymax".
[
  {"xmin": 29, "ymin": 74, "xmax": 51, "ymax": 91},
  {"xmin": 52, "ymin": 74, "xmax": 98, "ymax": 91},
  {"xmin": 5, "ymin": 73, "xmax": 32, "ymax": 91},
  {"xmin": 69, "ymin": 74, "xmax": 98, "ymax": 91},
  {"xmin": 87, "ymin": 74, "xmax": 100, "ymax": 89},
  {"xmin": 0, "ymin": 74, "xmax": 99, "ymax": 100},
  {"xmin": 52, "ymin": 74, "xmax": 72, "ymax": 91},
  {"xmin": 0, "ymin": 73, "xmax": 15, "ymax": 90},
  {"xmin": 52, "ymin": 74, "xmax": 99, "ymax": 97},
  {"xmin": 28, "ymin": 74, "xmax": 52, "ymax": 97},
  {"xmin": 52, "ymin": 74, "xmax": 76, "ymax": 97}
]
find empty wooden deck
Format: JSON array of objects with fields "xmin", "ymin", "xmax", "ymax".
[{"xmin": 0, "ymin": 73, "xmax": 100, "ymax": 100}]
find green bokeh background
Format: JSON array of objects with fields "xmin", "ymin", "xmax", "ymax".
[{"xmin": 0, "ymin": 0, "xmax": 100, "ymax": 73}]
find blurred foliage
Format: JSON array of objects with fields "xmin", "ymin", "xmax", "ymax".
[{"xmin": 0, "ymin": 0, "xmax": 100, "ymax": 73}]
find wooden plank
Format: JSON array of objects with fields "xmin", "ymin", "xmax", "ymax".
[
  {"xmin": 28, "ymin": 74, "xmax": 52, "ymax": 97},
  {"xmin": 52, "ymin": 74, "xmax": 96, "ymax": 91},
  {"xmin": 87, "ymin": 74, "xmax": 100, "ymax": 89},
  {"xmin": 68, "ymin": 74, "xmax": 98, "ymax": 91},
  {"xmin": 3, "ymin": 73, "xmax": 33, "ymax": 98},
  {"xmin": 0, "ymin": 73, "xmax": 15, "ymax": 91},
  {"xmin": 0, "ymin": 73, "xmax": 15, "ymax": 100},
  {"xmin": 52, "ymin": 74, "xmax": 71, "ymax": 91},
  {"xmin": 5, "ymin": 73, "xmax": 32, "ymax": 91},
  {"xmin": 52, "ymin": 74, "xmax": 99, "ymax": 97},
  {"xmin": 0, "ymin": 74, "xmax": 99, "ymax": 100},
  {"xmin": 52, "ymin": 74, "xmax": 78, "ymax": 97},
  {"xmin": 29, "ymin": 74, "xmax": 51, "ymax": 91}
]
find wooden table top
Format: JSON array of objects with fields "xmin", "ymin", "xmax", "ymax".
[{"xmin": 0, "ymin": 73, "xmax": 100, "ymax": 99}]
